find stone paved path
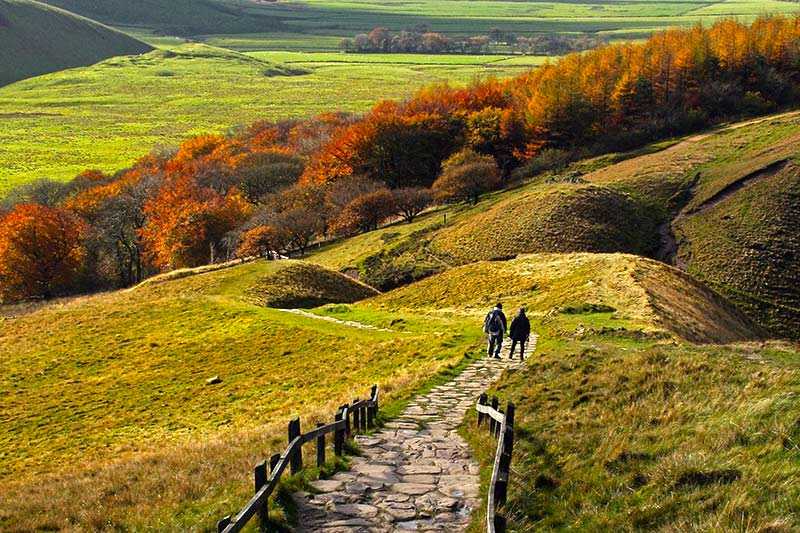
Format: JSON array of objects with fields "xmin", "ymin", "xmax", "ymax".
[{"xmin": 293, "ymin": 335, "xmax": 537, "ymax": 532}]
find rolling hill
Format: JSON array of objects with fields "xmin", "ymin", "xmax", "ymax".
[
  {"xmin": 40, "ymin": 0, "xmax": 284, "ymax": 35},
  {"xmin": 0, "ymin": 0, "xmax": 151, "ymax": 87}
]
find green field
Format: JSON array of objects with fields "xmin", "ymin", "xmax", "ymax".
[{"xmin": 0, "ymin": 45, "xmax": 537, "ymax": 195}]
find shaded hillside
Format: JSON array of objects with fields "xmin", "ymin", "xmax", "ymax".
[
  {"xmin": 375, "ymin": 253, "xmax": 762, "ymax": 344},
  {"xmin": 40, "ymin": 0, "xmax": 284, "ymax": 35},
  {"xmin": 0, "ymin": 0, "xmax": 151, "ymax": 86}
]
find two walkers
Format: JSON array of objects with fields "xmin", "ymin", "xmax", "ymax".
[{"xmin": 483, "ymin": 303, "xmax": 531, "ymax": 361}]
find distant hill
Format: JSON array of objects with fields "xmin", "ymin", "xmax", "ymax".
[
  {"xmin": 40, "ymin": 0, "xmax": 284, "ymax": 35},
  {"xmin": 0, "ymin": 0, "xmax": 151, "ymax": 86}
]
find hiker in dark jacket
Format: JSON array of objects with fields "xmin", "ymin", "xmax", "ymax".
[
  {"xmin": 509, "ymin": 307, "xmax": 531, "ymax": 361},
  {"xmin": 483, "ymin": 303, "xmax": 507, "ymax": 359}
]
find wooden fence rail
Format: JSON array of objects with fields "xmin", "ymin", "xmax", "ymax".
[
  {"xmin": 476, "ymin": 392, "xmax": 515, "ymax": 533},
  {"xmin": 217, "ymin": 385, "xmax": 380, "ymax": 533}
]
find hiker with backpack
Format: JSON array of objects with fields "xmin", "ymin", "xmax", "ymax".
[
  {"xmin": 483, "ymin": 303, "xmax": 507, "ymax": 359},
  {"xmin": 509, "ymin": 307, "xmax": 531, "ymax": 361}
]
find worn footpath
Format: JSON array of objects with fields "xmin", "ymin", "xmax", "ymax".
[{"xmin": 293, "ymin": 336, "xmax": 536, "ymax": 532}]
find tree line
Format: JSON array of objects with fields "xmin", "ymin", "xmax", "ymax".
[
  {"xmin": 2, "ymin": 16, "xmax": 800, "ymax": 303},
  {"xmin": 339, "ymin": 26, "xmax": 604, "ymax": 55}
]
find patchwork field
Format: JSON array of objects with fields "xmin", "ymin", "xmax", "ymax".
[{"xmin": 0, "ymin": 45, "xmax": 537, "ymax": 195}]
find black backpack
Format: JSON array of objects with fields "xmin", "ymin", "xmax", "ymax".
[{"xmin": 483, "ymin": 310, "xmax": 502, "ymax": 334}]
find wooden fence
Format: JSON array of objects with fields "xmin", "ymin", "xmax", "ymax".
[
  {"xmin": 476, "ymin": 392, "xmax": 516, "ymax": 533},
  {"xmin": 217, "ymin": 385, "xmax": 380, "ymax": 533}
]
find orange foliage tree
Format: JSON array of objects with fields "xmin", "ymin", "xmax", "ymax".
[
  {"xmin": 141, "ymin": 176, "xmax": 251, "ymax": 269},
  {"xmin": 0, "ymin": 204, "xmax": 87, "ymax": 301}
]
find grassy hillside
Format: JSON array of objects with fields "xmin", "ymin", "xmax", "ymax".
[
  {"xmin": 40, "ymin": 0, "xmax": 284, "ymax": 35},
  {"xmin": 373, "ymin": 253, "xmax": 762, "ymax": 344},
  {"xmin": 0, "ymin": 45, "xmax": 535, "ymax": 195},
  {"xmin": 467, "ymin": 333, "xmax": 800, "ymax": 531},
  {"xmin": 0, "ymin": 259, "xmax": 479, "ymax": 530},
  {"xmin": 309, "ymin": 111, "xmax": 800, "ymax": 335},
  {"xmin": 431, "ymin": 184, "xmax": 660, "ymax": 263},
  {"xmin": 0, "ymin": 0, "xmax": 151, "ymax": 86},
  {"xmin": 582, "ymin": 111, "xmax": 800, "ymax": 337}
]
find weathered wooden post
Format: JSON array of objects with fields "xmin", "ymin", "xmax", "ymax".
[
  {"xmin": 288, "ymin": 417, "xmax": 302, "ymax": 474},
  {"xmin": 316, "ymin": 422, "xmax": 326, "ymax": 468},
  {"xmin": 342, "ymin": 404, "xmax": 351, "ymax": 438},
  {"xmin": 254, "ymin": 460, "xmax": 269, "ymax": 526},
  {"xmin": 269, "ymin": 453, "xmax": 280, "ymax": 473},
  {"xmin": 352, "ymin": 399, "xmax": 361, "ymax": 433},
  {"xmin": 490, "ymin": 396, "xmax": 499, "ymax": 435},
  {"xmin": 334, "ymin": 409, "xmax": 344, "ymax": 456},
  {"xmin": 495, "ymin": 515, "xmax": 507, "ymax": 533},
  {"xmin": 217, "ymin": 516, "xmax": 231, "ymax": 533},
  {"xmin": 477, "ymin": 393, "xmax": 488, "ymax": 427},
  {"xmin": 360, "ymin": 405, "xmax": 368, "ymax": 432}
]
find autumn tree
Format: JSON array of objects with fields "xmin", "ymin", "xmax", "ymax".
[
  {"xmin": 331, "ymin": 189, "xmax": 397, "ymax": 235},
  {"xmin": 236, "ymin": 225, "xmax": 287, "ymax": 258},
  {"xmin": 432, "ymin": 149, "xmax": 501, "ymax": 205},
  {"xmin": 0, "ymin": 204, "xmax": 87, "ymax": 301},
  {"xmin": 392, "ymin": 187, "xmax": 432, "ymax": 222},
  {"xmin": 141, "ymin": 176, "xmax": 251, "ymax": 269}
]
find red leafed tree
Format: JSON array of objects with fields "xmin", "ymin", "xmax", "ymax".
[
  {"xmin": 236, "ymin": 225, "xmax": 287, "ymax": 258},
  {"xmin": 331, "ymin": 189, "xmax": 397, "ymax": 235},
  {"xmin": 141, "ymin": 176, "xmax": 251, "ymax": 269},
  {"xmin": 432, "ymin": 149, "xmax": 501, "ymax": 205},
  {"xmin": 0, "ymin": 204, "xmax": 87, "ymax": 301}
]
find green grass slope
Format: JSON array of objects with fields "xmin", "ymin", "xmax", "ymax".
[
  {"xmin": 0, "ymin": 0, "xmax": 151, "ymax": 86},
  {"xmin": 469, "ymin": 333, "xmax": 800, "ymax": 531},
  {"xmin": 40, "ymin": 0, "xmax": 283, "ymax": 35},
  {"xmin": 0, "ymin": 259, "xmax": 478, "ymax": 530},
  {"xmin": 583, "ymin": 111, "xmax": 800, "ymax": 337}
]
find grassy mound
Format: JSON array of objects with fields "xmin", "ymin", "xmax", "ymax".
[
  {"xmin": 374, "ymin": 253, "xmax": 762, "ymax": 344},
  {"xmin": 431, "ymin": 184, "xmax": 659, "ymax": 263},
  {"xmin": 247, "ymin": 262, "xmax": 378, "ymax": 308},
  {"xmin": 40, "ymin": 0, "xmax": 284, "ymax": 35},
  {"xmin": 0, "ymin": 0, "xmax": 151, "ymax": 86},
  {"xmin": 0, "ymin": 258, "xmax": 469, "ymax": 530},
  {"xmin": 468, "ymin": 334, "xmax": 800, "ymax": 531}
]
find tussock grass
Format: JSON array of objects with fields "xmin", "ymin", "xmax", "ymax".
[{"xmin": 465, "ymin": 332, "xmax": 800, "ymax": 531}]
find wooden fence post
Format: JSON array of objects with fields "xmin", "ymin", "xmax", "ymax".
[
  {"xmin": 352, "ymin": 399, "xmax": 360, "ymax": 433},
  {"xmin": 477, "ymin": 393, "xmax": 488, "ymax": 427},
  {"xmin": 505, "ymin": 402, "xmax": 515, "ymax": 429},
  {"xmin": 366, "ymin": 402, "xmax": 375, "ymax": 429},
  {"xmin": 334, "ymin": 409, "xmax": 344, "ymax": 456},
  {"xmin": 288, "ymin": 417, "xmax": 302, "ymax": 474},
  {"xmin": 217, "ymin": 516, "xmax": 231, "ymax": 533},
  {"xmin": 269, "ymin": 453, "xmax": 280, "ymax": 473},
  {"xmin": 495, "ymin": 514, "xmax": 507, "ymax": 533},
  {"xmin": 342, "ymin": 404, "xmax": 351, "ymax": 438},
  {"xmin": 316, "ymin": 422, "xmax": 326, "ymax": 468},
  {"xmin": 490, "ymin": 396, "xmax": 499, "ymax": 435},
  {"xmin": 254, "ymin": 460, "xmax": 269, "ymax": 526},
  {"xmin": 360, "ymin": 405, "xmax": 368, "ymax": 432}
]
